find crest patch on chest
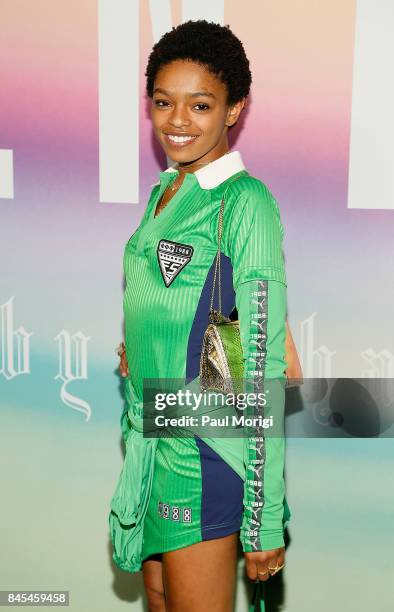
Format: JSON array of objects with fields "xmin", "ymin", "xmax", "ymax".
[{"xmin": 157, "ymin": 239, "xmax": 194, "ymax": 287}]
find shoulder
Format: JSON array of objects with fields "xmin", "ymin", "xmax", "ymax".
[{"xmin": 223, "ymin": 173, "xmax": 283, "ymax": 225}]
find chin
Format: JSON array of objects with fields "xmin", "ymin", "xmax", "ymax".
[{"xmin": 163, "ymin": 145, "xmax": 207, "ymax": 165}]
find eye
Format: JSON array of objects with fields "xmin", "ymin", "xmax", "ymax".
[
  {"xmin": 153, "ymin": 100, "xmax": 210, "ymax": 111},
  {"xmin": 154, "ymin": 99, "xmax": 170, "ymax": 107},
  {"xmin": 194, "ymin": 103, "xmax": 210, "ymax": 111}
]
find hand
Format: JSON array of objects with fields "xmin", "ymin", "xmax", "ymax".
[
  {"xmin": 116, "ymin": 342, "xmax": 129, "ymax": 378},
  {"xmin": 284, "ymin": 320, "xmax": 303, "ymax": 386},
  {"xmin": 244, "ymin": 547, "xmax": 285, "ymax": 582}
]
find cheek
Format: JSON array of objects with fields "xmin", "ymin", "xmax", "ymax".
[
  {"xmin": 151, "ymin": 111, "xmax": 159, "ymax": 128},
  {"xmin": 151, "ymin": 108, "xmax": 164, "ymax": 128},
  {"xmin": 197, "ymin": 110, "xmax": 226, "ymax": 136}
]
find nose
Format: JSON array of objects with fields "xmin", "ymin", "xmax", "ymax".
[{"xmin": 168, "ymin": 104, "xmax": 191, "ymax": 128}]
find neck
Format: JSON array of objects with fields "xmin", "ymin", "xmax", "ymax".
[{"xmin": 175, "ymin": 146, "xmax": 231, "ymax": 176}]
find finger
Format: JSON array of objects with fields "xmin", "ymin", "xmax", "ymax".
[
  {"xmin": 256, "ymin": 564, "xmax": 270, "ymax": 582},
  {"xmin": 277, "ymin": 549, "xmax": 285, "ymax": 566},
  {"xmin": 123, "ymin": 358, "xmax": 129, "ymax": 377},
  {"xmin": 119, "ymin": 356, "xmax": 128, "ymax": 376},
  {"xmin": 259, "ymin": 550, "xmax": 280, "ymax": 580},
  {"xmin": 268, "ymin": 551, "xmax": 286, "ymax": 576},
  {"xmin": 244, "ymin": 557, "xmax": 259, "ymax": 582}
]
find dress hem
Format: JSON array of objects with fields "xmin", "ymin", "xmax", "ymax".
[{"xmin": 142, "ymin": 522, "xmax": 241, "ymax": 562}]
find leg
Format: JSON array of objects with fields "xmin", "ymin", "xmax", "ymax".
[
  {"xmin": 142, "ymin": 553, "xmax": 166, "ymax": 612},
  {"xmin": 162, "ymin": 532, "xmax": 239, "ymax": 612}
]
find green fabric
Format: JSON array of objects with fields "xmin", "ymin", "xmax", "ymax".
[
  {"xmin": 223, "ymin": 181, "xmax": 287, "ymax": 290},
  {"xmin": 109, "ymin": 280, "xmax": 291, "ymax": 571},
  {"xmin": 237, "ymin": 279, "xmax": 290, "ymax": 552},
  {"xmin": 109, "ymin": 378, "xmax": 158, "ymax": 572},
  {"xmin": 121, "ymin": 167, "xmax": 286, "ymax": 403},
  {"xmin": 109, "ymin": 152, "xmax": 291, "ymax": 574}
]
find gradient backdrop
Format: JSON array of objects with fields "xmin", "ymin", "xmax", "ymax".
[{"xmin": 1, "ymin": 1, "xmax": 393, "ymax": 611}]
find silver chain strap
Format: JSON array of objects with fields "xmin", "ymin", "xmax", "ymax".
[{"xmin": 209, "ymin": 173, "xmax": 245, "ymax": 316}]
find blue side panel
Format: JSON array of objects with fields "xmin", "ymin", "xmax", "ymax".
[
  {"xmin": 185, "ymin": 251, "xmax": 235, "ymax": 382},
  {"xmin": 186, "ymin": 252, "xmax": 243, "ymax": 540},
  {"xmin": 195, "ymin": 437, "xmax": 243, "ymax": 539}
]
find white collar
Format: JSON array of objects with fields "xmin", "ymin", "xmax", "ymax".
[{"xmin": 151, "ymin": 150, "xmax": 246, "ymax": 189}]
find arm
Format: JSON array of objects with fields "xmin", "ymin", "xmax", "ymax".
[
  {"xmin": 225, "ymin": 178, "xmax": 289, "ymax": 556},
  {"xmin": 236, "ymin": 277, "xmax": 287, "ymax": 551}
]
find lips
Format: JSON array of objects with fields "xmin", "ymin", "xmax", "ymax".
[{"xmin": 163, "ymin": 133, "xmax": 199, "ymax": 148}]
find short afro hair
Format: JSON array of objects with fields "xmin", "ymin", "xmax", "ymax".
[{"xmin": 145, "ymin": 20, "xmax": 252, "ymax": 106}]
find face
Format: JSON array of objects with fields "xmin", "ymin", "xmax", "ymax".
[{"xmin": 151, "ymin": 59, "xmax": 245, "ymax": 167}]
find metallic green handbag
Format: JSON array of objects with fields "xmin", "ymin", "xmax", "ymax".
[{"xmin": 199, "ymin": 175, "xmax": 245, "ymax": 395}]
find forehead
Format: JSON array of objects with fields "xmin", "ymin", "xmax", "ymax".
[{"xmin": 154, "ymin": 59, "xmax": 227, "ymax": 96}]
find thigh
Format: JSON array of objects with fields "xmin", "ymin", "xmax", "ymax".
[
  {"xmin": 162, "ymin": 532, "xmax": 239, "ymax": 612},
  {"xmin": 142, "ymin": 553, "xmax": 166, "ymax": 612}
]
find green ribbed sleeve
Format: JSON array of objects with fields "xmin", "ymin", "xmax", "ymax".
[
  {"xmin": 225, "ymin": 178, "xmax": 287, "ymax": 291},
  {"xmin": 224, "ymin": 179, "xmax": 289, "ymax": 551},
  {"xmin": 236, "ymin": 278, "xmax": 288, "ymax": 552}
]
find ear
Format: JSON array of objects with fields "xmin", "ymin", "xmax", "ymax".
[{"xmin": 226, "ymin": 98, "xmax": 246, "ymax": 127}]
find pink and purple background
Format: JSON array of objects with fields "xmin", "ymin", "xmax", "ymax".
[{"xmin": 0, "ymin": 2, "xmax": 393, "ymax": 611}]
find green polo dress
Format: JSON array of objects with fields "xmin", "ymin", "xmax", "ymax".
[{"xmin": 109, "ymin": 152, "xmax": 291, "ymax": 571}]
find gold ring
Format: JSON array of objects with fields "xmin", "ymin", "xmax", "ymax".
[
  {"xmin": 268, "ymin": 563, "xmax": 285, "ymax": 575},
  {"xmin": 258, "ymin": 569, "xmax": 269, "ymax": 576}
]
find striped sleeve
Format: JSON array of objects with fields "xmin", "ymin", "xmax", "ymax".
[
  {"xmin": 225, "ymin": 179, "xmax": 287, "ymax": 290},
  {"xmin": 236, "ymin": 278, "xmax": 288, "ymax": 552},
  {"xmin": 226, "ymin": 180, "xmax": 289, "ymax": 551}
]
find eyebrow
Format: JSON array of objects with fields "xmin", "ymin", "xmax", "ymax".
[{"xmin": 153, "ymin": 88, "xmax": 216, "ymax": 99}]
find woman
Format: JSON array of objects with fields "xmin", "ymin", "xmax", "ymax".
[{"xmin": 110, "ymin": 20, "xmax": 294, "ymax": 611}]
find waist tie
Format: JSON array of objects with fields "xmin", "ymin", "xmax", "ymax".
[
  {"xmin": 109, "ymin": 377, "xmax": 159, "ymax": 572},
  {"xmin": 110, "ymin": 375, "xmax": 234, "ymax": 527}
]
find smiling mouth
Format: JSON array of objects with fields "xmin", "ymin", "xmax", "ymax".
[{"xmin": 164, "ymin": 134, "xmax": 199, "ymax": 146}]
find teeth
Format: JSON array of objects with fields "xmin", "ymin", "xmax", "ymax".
[{"xmin": 167, "ymin": 135, "xmax": 197, "ymax": 143}]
